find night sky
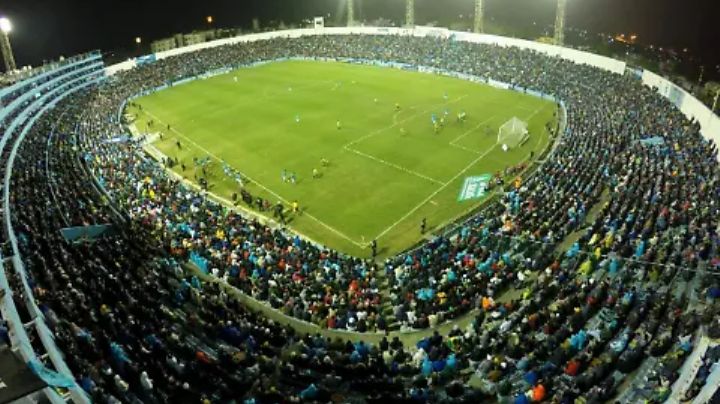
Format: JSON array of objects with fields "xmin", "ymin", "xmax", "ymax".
[{"xmin": 1, "ymin": 0, "xmax": 718, "ymax": 75}]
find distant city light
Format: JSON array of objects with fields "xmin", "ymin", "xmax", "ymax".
[
  {"xmin": 206, "ymin": 16, "xmax": 213, "ymax": 24},
  {"xmin": 135, "ymin": 37, "xmax": 142, "ymax": 44},
  {"xmin": 0, "ymin": 17, "xmax": 12, "ymax": 34}
]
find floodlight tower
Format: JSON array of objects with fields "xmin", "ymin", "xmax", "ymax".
[
  {"xmin": 474, "ymin": 0, "xmax": 484, "ymax": 33},
  {"xmin": 405, "ymin": 0, "xmax": 415, "ymax": 27},
  {"xmin": 0, "ymin": 17, "xmax": 16, "ymax": 73},
  {"xmin": 554, "ymin": 0, "xmax": 567, "ymax": 46},
  {"xmin": 347, "ymin": 0, "xmax": 355, "ymax": 26}
]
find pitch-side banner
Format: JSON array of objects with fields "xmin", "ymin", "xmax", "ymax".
[{"xmin": 458, "ymin": 174, "xmax": 492, "ymax": 201}]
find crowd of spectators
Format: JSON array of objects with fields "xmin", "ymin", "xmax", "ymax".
[{"xmin": 1, "ymin": 32, "xmax": 719, "ymax": 403}]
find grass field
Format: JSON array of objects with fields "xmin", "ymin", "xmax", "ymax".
[{"xmin": 128, "ymin": 60, "xmax": 557, "ymax": 258}]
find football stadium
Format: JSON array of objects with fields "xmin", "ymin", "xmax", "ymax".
[{"xmin": 0, "ymin": 1, "xmax": 719, "ymax": 403}]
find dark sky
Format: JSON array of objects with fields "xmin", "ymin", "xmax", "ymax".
[{"xmin": 0, "ymin": 0, "xmax": 718, "ymax": 72}]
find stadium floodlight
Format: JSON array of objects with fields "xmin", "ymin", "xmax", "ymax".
[
  {"xmin": 474, "ymin": 0, "xmax": 484, "ymax": 33},
  {"xmin": 0, "ymin": 17, "xmax": 11, "ymax": 33},
  {"xmin": 405, "ymin": 0, "xmax": 415, "ymax": 27},
  {"xmin": 206, "ymin": 16, "xmax": 213, "ymax": 24},
  {"xmin": 0, "ymin": 17, "xmax": 16, "ymax": 72},
  {"xmin": 135, "ymin": 37, "xmax": 142, "ymax": 44},
  {"xmin": 554, "ymin": 0, "xmax": 567, "ymax": 46},
  {"xmin": 346, "ymin": 0, "xmax": 355, "ymax": 27}
]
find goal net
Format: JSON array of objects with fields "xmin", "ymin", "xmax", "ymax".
[{"xmin": 498, "ymin": 117, "xmax": 529, "ymax": 149}]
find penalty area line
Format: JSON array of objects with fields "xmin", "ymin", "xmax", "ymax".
[
  {"xmin": 372, "ymin": 140, "xmax": 500, "ymax": 242},
  {"xmin": 344, "ymin": 95, "xmax": 469, "ymax": 150},
  {"xmin": 141, "ymin": 110, "xmax": 367, "ymax": 249},
  {"xmin": 448, "ymin": 116, "xmax": 495, "ymax": 154},
  {"xmin": 345, "ymin": 147, "xmax": 446, "ymax": 186}
]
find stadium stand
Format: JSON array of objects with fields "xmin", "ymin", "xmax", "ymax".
[{"xmin": 0, "ymin": 29, "xmax": 718, "ymax": 403}]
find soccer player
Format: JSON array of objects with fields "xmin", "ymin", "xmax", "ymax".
[
  {"xmin": 321, "ymin": 158, "xmax": 330, "ymax": 167},
  {"xmin": 312, "ymin": 168, "xmax": 320, "ymax": 179},
  {"xmin": 282, "ymin": 169, "xmax": 287, "ymax": 183},
  {"xmin": 395, "ymin": 102, "xmax": 401, "ymax": 111},
  {"xmin": 371, "ymin": 239, "xmax": 377, "ymax": 258},
  {"xmin": 290, "ymin": 172, "xmax": 297, "ymax": 184},
  {"xmin": 277, "ymin": 204, "xmax": 286, "ymax": 225},
  {"xmin": 234, "ymin": 76, "xmax": 238, "ymax": 83},
  {"xmin": 374, "ymin": 98, "xmax": 379, "ymax": 104},
  {"xmin": 273, "ymin": 202, "xmax": 283, "ymax": 218},
  {"xmin": 421, "ymin": 218, "xmax": 427, "ymax": 234},
  {"xmin": 336, "ymin": 120, "xmax": 342, "ymax": 130},
  {"xmin": 292, "ymin": 200, "xmax": 299, "ymax": 213},
  {"xmin": 295, "ymin": 114, "xmax": 301, "ymax": 123}
]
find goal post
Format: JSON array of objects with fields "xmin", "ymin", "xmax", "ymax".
[{"xmin": 498, "ymin": 117, "xmax": 529, "ymax": 149}]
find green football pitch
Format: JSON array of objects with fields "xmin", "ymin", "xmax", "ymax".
[{"xmin": 128, "ymin": 60, "xmax": 557, "ymax": 258}]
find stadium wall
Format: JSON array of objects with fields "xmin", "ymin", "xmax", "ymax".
[
  {"xmin": 104, "ymin": 26, "xmax": 718, "ymax": 153},
  {"xmin": 104, "ymin": 26, "xmax": 625, "ymax": 75},
  {"xmin": 641, "ymin": 69, "xmax": 720, "ymax": 148}
]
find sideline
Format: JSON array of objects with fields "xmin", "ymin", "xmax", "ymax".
[
  {"xmin": 140, "ymin": 110, "xmax": 366, "ymax": 249},
  {"xmin": 133, "ymin": 124, "xmax": 346, "ymax": 252}
]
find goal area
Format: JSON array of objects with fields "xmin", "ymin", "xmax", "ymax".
[{"xmin": 498, "ymin": 117, "xmax": 529, "ymax": 149}]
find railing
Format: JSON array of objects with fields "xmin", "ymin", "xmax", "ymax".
[
  {"xmin": 0, "ymin": 54, "xmax": 104, "ymax": 404},
  {"xmin": 0, "ymin": 51, "xmax": 101, "ymax": 105}
]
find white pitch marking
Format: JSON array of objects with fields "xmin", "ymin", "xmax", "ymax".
[
  {"xmin": 346, "ymin": 148, "xmax": 446, "ymax": 186},
  {"xmin": 344, "ymin": 95, "xmax": 469, "ymax": 150},
  {"xmin": 342, "ymin": 96, "xmax": 470, "ymax": 186},
  {"xmin": 448, "ymin": 116, "xmax": 495, "ymax": 153},
  {"xmin": 142, "ymin": 110, "xmax": 366, "ymax": 249},
  {"xmin": 373, "ymin": 141, "xmax": 500, "ymax": 241},
  {"xmin": 373, "ymin": 102, "xmax": 554, "ymax": 241}
]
